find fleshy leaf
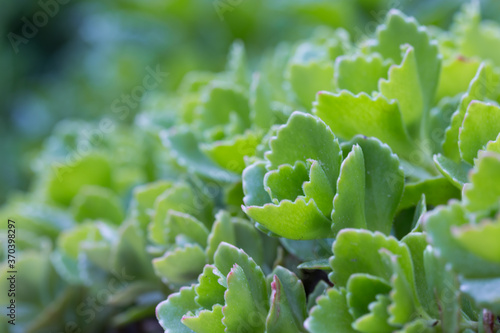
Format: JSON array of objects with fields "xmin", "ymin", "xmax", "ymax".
[
  {"xmin": 398, "ymin": 177, "xmax": 461, "ymax": 211},
  {"xmin": 460, "ymin": 277, "xmax": 500, "ymax": 314},
  {"xmin": 314, "ymin": 91, "xmax": 415, "ymax": 161},
  {"xmin": 71, "ymin": 185, "xmax": 123, "ymax": 224},
  {"xmin": 463, "ymin": 152, "xmax": 500, "ymax": 212},
  {"xmin": 166, "ymin": 212, "xmax": 209, "ymax": 248},
  {"xmin": 330, "ymin": 229, "xmax": 413, "ymax": 287},
  {"xmin": 163, "ymin": 128, "xmax": 239, "ymax": 182},
  {"xmin": 198, "ymin": 82, "xmax": 250, "ymax": 130},
  {"xmin": 264, "ymin": 162, "xmax": 309, "ymax": 203},
  {"xmin": 442, "ymin": 63, "xmax": 499, "ymax": 161},
  {"xmin": 244, "ymin": 198, "xmax": 332, "ymax": 240},
  {"xmin": 303, "ymin": 160, "xmax": 335, "ymax": 217},
  {"xmin": 304, "ymin": 288, "xmax": 356, "ymax": 333},
  {"xmin": 182, "ymin": 305, "xmax": 225, "ymax": 333},
  {"xmin": 222, "ymin": 264, "xmax": 267, "ymax": 332},
  {"xmin": 201, "ymin": 130, "xmax": 261, "ymax": 174},
  {"xmin": 342, "ymin": 136, "xmax": 404, "ymax": 234},
  {"xmin": 153, "ymin": 244, "xmax": 207, "ymax": 287},
  {"xmin": 156, "ymin": 286, "xmax": 198, "ymax": 333},
  {"xmin": 288, "ymin": 61, "xmax": 334, "ymax": 109},
  {"xmin": 353, "ymin": 295, "xmax": 394, "ymax": 333},
  {"xmin": 265, "ymin": 111, "xmax": 341, "ymax": 188},
  {"xmin": 379, "ymin": 45, "xmax": 424, "ymax": 137},
  {"xmin": 48, "ymin": 154, "xmax": 112, "ymax": 206},
  {"xmin": 371, "ymin": 9, "xmax": 441, "ymax": 114},
  {"xmin": 452, "ymin": 218, "xmax": 500, "ymax": 263},
  {"xmin": 433, "ymin": 154, "xmax": 471, "ymax": 189},
  {"xmin": 458, "ymin": 101, "xmax": 500, "ymax": 164},
  {"xmin": 346, "ymin": 274, "xmax": 392, "ymax": 319},
  {"xmin": 214, "ymin": 243, "xmax": 267, "ymax": 306},
  {"xmin": 150, "ymin": 183, "xmax": 211, "ymax": 245},
  {"xmin": 242, "ymin": 161, "xmax": 272, "ymax": 207},
  {"xmin": 132, "ymin": 180, "xmax": 172, "ymax": 229},
  {"xmin": 335, "ymin": 53, "xmax": 390, "ymax": 94},
  {"xmin": 266, "ymin": 274, "xmax": 307, "ymax": 333},
  {"xmin": 423, "ymin": 247, "xmax": 461, "ymax": 332},
  {"xmin": 250, "ymin": 73, "xmax": 275, "ymax": 130},
  {"xmin": 425, "ymin": 202, "xmax": 500, "ymax": 278},
  {"xmin": 436, "ymin": 55, "xmax": 481, "ymax": 102},
  {"xmin": 195, "ymin": 265, "xmax": 226, "ymax": 309},
  {"xmin": 331, "ymin": 145, "xmax": 367, "ymax": 234}
]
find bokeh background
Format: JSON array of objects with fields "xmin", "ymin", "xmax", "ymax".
[{"xmin": 3, "ymin": 0, "xmax": 500, "ymax": 204}]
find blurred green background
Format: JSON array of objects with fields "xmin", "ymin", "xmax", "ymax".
[{"xmin": 2, "ymin": 0, "xmax": 500, "ymax": 204}]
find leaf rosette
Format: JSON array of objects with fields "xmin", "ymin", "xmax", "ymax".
[{"xmin": 242, "ymin": 111, "xmax": 404, "ymax": 240}]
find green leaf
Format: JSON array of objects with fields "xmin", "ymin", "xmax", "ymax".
[
  {"xmin": 346, "ymin": 274, "xmax": 392, "ymax": 319},
  {"xmin": 463, "ymin": 152, "xmax": 500, "ymax": 213},
  {"xmin": 222, "ymin": 264, "xmax": 267, "ymax": 332},
  {"xmin": 398, "ymin": 177, "xmax": 461, "ymax": 211},
  {"xmin": 353, "ymin": 295, "xmax": 394, "ymax": 333},
  {"xmin": 206, "ymin": 211, "xmax": 236, "ymax": 263},
  {"xmin": 166, "ymin": 212, "xmax": 209, "ymax": 248},
  {"xmin": 48, "ymin": 154, "xmax": 112, "ymax": 206},
  {"xmin": 303, "ymin": 160, "xmax": 335, "ymax": 216},
  {"xmin": 453, "ymin": 218, "xmax": 500, "ymax": 263},
  {"xmin": 453, "ymin": 0, "xmax": 500, "ymax": 67},
  {"xmin": 314, "ymin": 91, "xmax": 415, "ymax": 160},
  {"xmin": 225, "ymin": 40, "xmax": 248, "ymax": 87},
  {"xmin": 198, "ymin": 82, "xmax": 250, "ymax": 130},
  {"xmin": 244, "ymin": 198, "xmax": 332, "ymax": 240},
  {"xmin": 335, "ymin": 53, "xmax": 390, "ymax": 95},
  {"xmin": 307, "ymin": 281, "xmax": 329, "ymax": 311},
  {"xmin": 242, "ymin": 161, "xmax": 272, "ymax": 207},
  {"xmin": 382, "ymin": 251, "xmax": 417, "ymax": 326},
  {"xmin": 150, "ymin": 183, "xmax": 211, "ymax": 245},
  {"xmin": 342, "ymin": 136, "xmax": 405, "ymax": 234},
  {"xmin": 132, "ymin": 180, "xmax": 172, "ymax": 229},
  {"xmin": 266, "ymin": 111, "xmax": 342, "ymax": 188},
  {"xmin": 264, "ymin": 162, "xmax": 309, "ymax": 203},
  {"xmin": 379, "ymin": 45, "xmax": 424, "ymax": 137},
  {"xmin": 250, "ymin": 73, "xmax": 275, "ymax": 130},
  {"xmin": 183, "ymin": 305, "xmax": 225, "ymax": 333},
  {"xmin": 460, "ymin": 277, "xmax": 500, "ymax": 314},
  {"xmin": 266, "ymin": 274, "xmax": 307, "ymax": 333},
  {"xmin": 201, "ymin": 130, "xmax": 261, "ymax": 174},
  {"xmin": 433, "ymin": 154, "xmax": 471, "ymax": 189},
  {"xmin": 164, "ymin": 128, "xmax": 239, "ymax": 182},
  {"xmin": 288, "ymin": 61, "xmax": 334, "ymax": 109},
  {"xmin": 331, "ymin": 145, "xmax": 367, "ymax": 233},
  {"xmin": 435, "ymin": 56, "xmax": 481, "ymax": 102},
  {"xmin": 195, "ymin": 265, "xmax": 226, "ymax": 310},
  {"xmin": 371, "ymin": 9, "xmax": 440, "ymax": 114},
  {"xmin": 425, "ymin": 202, "xmax": 500, "ymax": 278},
  {"xmin": 485, "ymin": 133, "xmax": 500, "ymax": 154},
  {"xmin": 156, "ymin": 286, "xmax": 198, "ymax": 333},
  {"xmin": 459, "ymin": 101, "xmax": 500, "ymax": 164},
  {"xmin": 214, "ymin": 243, "xmax": 267, "ymax": 307},
  {"xmin": 330, "ymin": 229, "xmax": 413, "ymax": 287},
  {"xmin": 269, "ymin": 266, "xmax": 307, "ymax": 324},
  {"xmin": 153, "ymin": 244, "xmax": 207, "ymax": 287},
  {"xmin": 423, "ymin": 247, "xmax": 460, "ymax": 332},
  {"xmin": 71, "ymin": 185, "xmax": 123, "ymax": 224},
  {"xmin": 113, "ymin": 221, "xmax": 155, "ymax": 280},
  {"xmin": 442, "ymin": 63, "xmax": 499, "ymax": 161},
  {"xmin": 304, "ymin": 288, "xmax": 356, "ymax": 333}
]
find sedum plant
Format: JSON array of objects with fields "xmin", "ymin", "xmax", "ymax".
[{"xmin": 3, "ymin": 2, "xmax": 500, "ymax": 333}]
